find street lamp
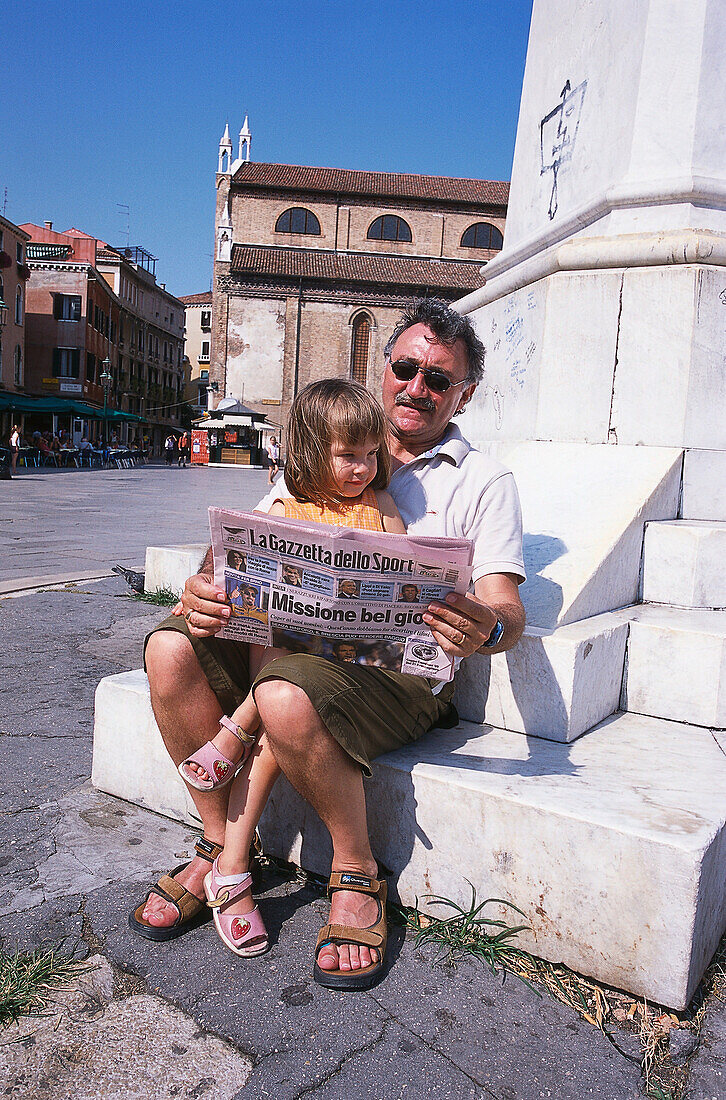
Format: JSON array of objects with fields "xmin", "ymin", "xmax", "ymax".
[
  {"xmin": 0, "ymin": 298, "xmax": 7, "ymax": 385},
  {"xmin": 100, "ymin": 358, "xmax": 112, "ymax": 456}
]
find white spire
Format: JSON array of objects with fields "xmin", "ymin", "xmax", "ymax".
[
  {"xmin": 238, "ymin": 115, "xmax": 251, "ymax": 162},
  {"xmin": 218, "ymin": 122, "xmax": 233, "ymax": 174}
]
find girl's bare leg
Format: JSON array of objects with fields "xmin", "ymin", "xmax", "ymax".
[{"xmin": 186, "ymin": 643, "xmax": 276, "ymax": 783}]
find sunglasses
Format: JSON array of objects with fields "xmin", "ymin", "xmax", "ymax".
[{"xmin": 388, "ymin": 360, "xmax": 469, "ymax": 394}]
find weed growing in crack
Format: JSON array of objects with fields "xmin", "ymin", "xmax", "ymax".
[
  {"xmin": 403, "ymin": 883, "xmax": 530, "ymax": 979},
  {"xmin": 0, "ymin": 949, "xmax": 88, "ymax": 1026},
  {"xmin": 128, "ymin": 586, "xmax": 178, "ymax": 607}
]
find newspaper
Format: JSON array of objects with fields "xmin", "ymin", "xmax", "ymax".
[{"xmin": 209, "ymin": 507, "xmax": 474, "ymax": 682}]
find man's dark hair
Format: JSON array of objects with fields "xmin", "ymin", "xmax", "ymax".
[{"xmin": 383, "ymin": 297, "xmax": 486, "ymax": 384}]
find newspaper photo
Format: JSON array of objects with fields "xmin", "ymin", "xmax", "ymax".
[{"xmin": 209, "ymin": 507, "xmax": 474, "ymax": 682}]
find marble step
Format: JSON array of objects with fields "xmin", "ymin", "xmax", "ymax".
[
  {"xmin": 92, "ymin": 670, "xmax": 726, "ymax": 1009},
  {"xmin": 619, "ymin": 605, "xmax": 726, "ymax": 728},
  {"xmin": 454, "ymin": 610, "xmax": 628, "ymax": 742},
  {"xmin": 682, "ymin": 448, "xmax": 726, "ymax": 521},
  {"xmin": 144, "ymin": 544, "xmax": 207, "ymax": 598},
  {"xmin": 641, "ymin": 520, "xmax": 726, "ymax": 608}
]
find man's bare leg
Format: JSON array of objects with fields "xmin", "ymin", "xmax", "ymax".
[
  {"xmin": 142, "ymin": 630, "xmax": 230, "ymax": 928},
  {"xmin": 254, "ymin": 679, "xmax": 380, "ymax": 974}
]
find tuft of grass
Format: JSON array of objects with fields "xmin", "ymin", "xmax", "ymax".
[
  {"xmin": 129, "ymin": 586, "xmax": 179, "ymax": 607},
  {"xmin": 0, "ymin": 948, "xmax": 88, "ymax": 1027},
  {"xmin": 404, "ymin": 883, "xmax": 530, "ymax": 980}
]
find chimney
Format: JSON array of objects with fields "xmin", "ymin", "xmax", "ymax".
[{"xmin": 44, "ymin": 220, "xmax": 53, "ymax": 230}]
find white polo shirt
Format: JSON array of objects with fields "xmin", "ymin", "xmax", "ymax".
[{"xmin": 256, "ymin": 424, "xmax": 525, "ymax": 583}]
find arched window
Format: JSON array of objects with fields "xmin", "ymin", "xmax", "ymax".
[
  {"xmin": 461, "ymin": 222, "xmax": 503, "ymax": 250},
  {"xmin": 275, "ymin": 207, "xmax": 321, "ymax": 235},
  {"xmin": 367, "ymin": 215, "xmax": 412, "ymax": 242},
  {"xmin": 350, "ymin": 313, "xmax": 371, "ymax": 385},
  {"xmin": 15, "ymin": 286, "xmax": 23, "ymax": 325},
  {"xmin": 14, "ymin": 344, "xmax": 22, "ymax": 385},
  {"xmin": 0, "ymin": 276, "xmax": 4, "ymax": 306}
]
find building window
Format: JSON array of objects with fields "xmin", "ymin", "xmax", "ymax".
[
  {"xmin": 87, "ymin": 353, "xmax": 97, "ymax": 383},
  {"xmin": 52, "ymin": 347, "xmax": 81, "ymax": 378},
  {"xmin": 15, "ymin": 286, "xmax": 23, "ymax": 325},
  {"xmin": 16, "ymin": 242, "xmax": 23, "ymax": 263},
  {"xmin": 54, "ymin": 294, "xmax": 82, "ymax": 321},
  {"xmin": 460, "ymin": 222, "xmax": 503, "ymax": 250},
  {"xmin": 0, "ymin": 276, "xmax": 3, "ymax": 305},
  {"xmin": 200, "ymin": 309, "xmax": 211, "ymax": 330},
  {"xmin": 350, "ymin": 313, "xmax": 371, "ymax": 385},
  {"xmin": 275, "ymin": 207, "xmax": 321, "ymax": 235},
  {"xmin": 14, "ymin": 345, "xmax": 22, "ymax": 385},
  {"xmin": 367, "ymin": 215, "xmax": 412, "ymax": 242},
  {"xmin": 200, "ymin": 341, "xmax": 210, "ymax": 362}
]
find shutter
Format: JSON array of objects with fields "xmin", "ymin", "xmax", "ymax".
[
  {"xmin": 52, "ymin": 348, "xmax": 61, "ymax": 377},
  {"xmin": 53, "ymin": 295, "xmax": 62, "ymax": 320},
  {"xmin": 72, "ymin": 349, "xmax": 81, "ymax": 378}
]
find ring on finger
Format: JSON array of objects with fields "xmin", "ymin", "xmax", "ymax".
[{"xmin": 184, "ymin": 609, "xmax": 194, "ymax": 624}]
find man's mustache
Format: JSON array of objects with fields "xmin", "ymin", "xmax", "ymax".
[{"xmin": 395, "ymin": 393, "xmax": 436, "ymax": 412}]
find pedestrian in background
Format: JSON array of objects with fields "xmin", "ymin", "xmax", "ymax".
[
  {"xmin": 9, "ymin": 425, "xmax": 21, "ymax": 475},
  {"xmin": 164, "ymin": 433, "xmax": 176, "ymax": 466},
  {"xmin": 178, "ymin": 431, "xmax": 189, "ymax": 468},
  {"xmin": 266, "ymin": 435, "xmax": 280, "ymax": 484}
]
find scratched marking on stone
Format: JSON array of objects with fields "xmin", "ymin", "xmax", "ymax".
[
  {"xmin": 540, "ymin": 79, "xmax": 587, "ymax": 220},
  {"xmin": 719, "ymin": 288, "xmax": 726, "ymax": 306},
  {"xmin": 525, "ymin": 341, "xmax": 537, "ymax": 363},
  {"xmin": 527, "ymin": 292, "xmax": 537, "ymax": 311}
]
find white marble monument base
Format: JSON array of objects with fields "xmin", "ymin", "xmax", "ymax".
[
  {"xmin": 144, "ymin": 544, "xmax": 208, "ymax": 599},
  {"xmin": 93, "ymin": 670, "xmax": 726, "ymax": 1009},
  {"xmin": 641, "ymin": 520, "xmax": 726, "ymax": 608},
  {"xmin": 92, "ymin": 671, "xmax": 201, "ymax": 828},
  {"xmin": 454, "ymin": 611, "xmax": 628, "ymax": 742},
  {"xmin": 620, "ymin": 604, "xmax": 726, "ymax": 728}
]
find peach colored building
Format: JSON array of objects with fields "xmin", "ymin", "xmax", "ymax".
[
  {"xmin": 21, "ymin": 223, "xmax": 185, "ymax": 450},
  {"xmin": 0, "ymin": 214, "xmax": 31, "ymax": 418}
]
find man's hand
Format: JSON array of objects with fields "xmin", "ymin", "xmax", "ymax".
[
  {"xmin": 172, "ymin": 572, "xmax": 231, "ymax": 637},
  {"xmin": 422, "ymin": 573, "xmax": 525, "ymax": 658}
]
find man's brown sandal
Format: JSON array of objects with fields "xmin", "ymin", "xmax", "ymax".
[
  {"xmin": 128, "ymin": 837, "xmax": 223, "ymax": 941},
  {"xmin": 313, "ymin": 872, "xmax": 388, "ymax": 991}
]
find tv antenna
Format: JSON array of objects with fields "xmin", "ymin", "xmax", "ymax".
[
  {"xmin": 2, "ymin": 189, "xmax": 7, "ymax": 217},
  {"xmin": 116, "ymin": 203, "xmax": 130, "ymax": 246}
]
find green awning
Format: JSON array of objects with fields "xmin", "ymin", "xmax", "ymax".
[{"xmin": 0, "ymin": 392, "xmax": 146, "ymax": 422}]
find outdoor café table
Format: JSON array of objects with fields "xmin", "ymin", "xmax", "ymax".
[{"xmin": 60, "ymin": 448, "xmax": 80, "ymax": 467}]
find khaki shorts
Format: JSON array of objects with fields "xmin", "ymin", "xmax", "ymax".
[{"xmin": 144, "ymin": 616, "xmax": 458, "ymax": 777}]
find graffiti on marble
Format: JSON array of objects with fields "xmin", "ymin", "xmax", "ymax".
[{"xmin": 540, "ymin": 79, "xmax": 587, "ymax": 220}]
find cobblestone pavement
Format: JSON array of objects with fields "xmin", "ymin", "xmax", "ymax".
[{"xmin": 1, "ymin": 470, "xmax": 723, "ymax": 1098}]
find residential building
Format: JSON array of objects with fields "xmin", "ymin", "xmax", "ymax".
[
  {"xmin": 179, "ymin": 291, "xmax": 212, "ymax": 415},
  {"xmin": 0, "ymin": 214, "xmax": 31, "ymax": 434},
  {"xmin": 21, "ymin": 223, "xmax": 185, "ymax": 450},
  {"xmin": 210, "ymin": 119, "xmax": 508, "ymax": 429}
]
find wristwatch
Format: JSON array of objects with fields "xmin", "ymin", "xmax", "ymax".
[{"xmin": 481, "ymin": 617, "xmax": 505, "ymax": 649}]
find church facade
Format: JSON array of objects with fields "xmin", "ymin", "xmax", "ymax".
[{"xmin": 210, "ymin": 120, "xmax": 508, "ymax": 429}]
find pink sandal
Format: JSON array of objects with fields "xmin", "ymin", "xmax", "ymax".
[
  {"xmin": 178, "ymin": 716, "xmax": 256, "ymax": 791},
  {"xmin": 204, "ymin": 857, "xmax": 269, "ymax": 957}
]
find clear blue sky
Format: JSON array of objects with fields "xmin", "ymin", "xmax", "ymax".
[{"xmin": 3, "ymin": 0, "xmax": 533, "ymax": 298}]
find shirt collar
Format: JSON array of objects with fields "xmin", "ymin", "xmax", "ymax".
[{"xmin": 400, "ymin": 423, "xmax": 471, "ymax": 468}]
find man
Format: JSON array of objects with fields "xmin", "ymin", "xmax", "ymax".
[
  {"xmin": 135, "ymin": 298, "xmax": 525, "ymax": 988},
  {"xmin": 337, "ymin": 578, "xmax": 360, "ymax": 599},
  {"xmin": 228, "ymin": 582, "xmax": 268, "ymax": 622},
  {"xmin": 398, "ymin": 583, "xmax": 420, "ymax": 603},
  {"xmin": 332, "ymin": 640, "xmax": 358, "ymax": 663}
]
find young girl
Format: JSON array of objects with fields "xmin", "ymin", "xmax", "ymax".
[{"xmin": 178, "ymin": 379, "xmax": 405, "ymax": 956}]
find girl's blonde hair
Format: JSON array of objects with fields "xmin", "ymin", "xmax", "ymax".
[{"xmin": 284, "ymin": 379, "xmax": 391, "ymax": 504}]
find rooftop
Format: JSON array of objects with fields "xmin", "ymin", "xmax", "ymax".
[
  {"xmin": 229, "ymin": 245, "xmax": 484, "ymax": 291},
  {"xmin": 231, "ymin": 161, "xmax": 509, "ymax": 206},
  {"xmin": 179, "ymin": 291, "xmax": 213, "ymax": 305}
]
